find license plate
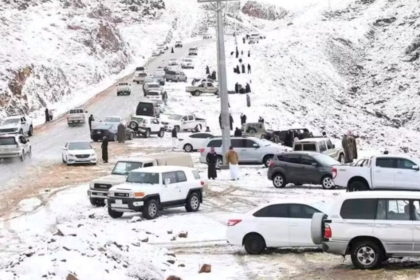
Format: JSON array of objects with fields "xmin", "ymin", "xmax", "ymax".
[
  {"xmin": 115, "ymin": 199, "xmax": 122, "ymax": 205},
  {"xmin": 97, "ymin": 131, "xmax": 101, "ymax": 134}
]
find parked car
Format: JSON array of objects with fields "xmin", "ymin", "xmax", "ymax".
[
  {"xmin": 178, "ymin": 132, "xmax": 215, "ymax": 152},
  {"xmin": 62, "ymin": 141, "xmax": 97, "ymax": 165},
  {"xmin": 311, "ymin": 191, "xmax": 420, "ymax": 269},
  {"xmin": 144, "ymin": 82, "xmax": 163, "ymax": 96},
  {"xmin": 181, "ymin": 58, "xmax": 194, "ymax": 69},
  {"xmin": 175, "ymin": 41, "xmax": 183, "ymax": 48},
  {"xmin": 268, "ymin": 151, "xmax": 340, "ymax": 189},
  {"xmin": 145, "ymin": 90, "xmax": 162, "ymax": 102},
  {"xmin": 0, "ymin": 116, "xmax": 33, "ymax": 137},
  {"xmin": 333, "ymin": 155, "xmax": 420, "ymax": 191},
  {"xmin": 160, "ymin": 114, "xmax": 207, "ymax": 132},
  {"xmin": 241, "ymin": 122, "xmax": 272, "ymax": 138},
  {"xmin": 133, "ymin": 72, "xmax": 148, "ymax": 84},
  {"xmin": 199, "ymin": 136, "xmax": 291, "ymax": 168},
  {"xmin": 293, "ymin": 138, "xmax": 344, "ymax": 163},
  {"xmin": 262, "ymin": 128, "xmax": 312, "ymax": 144},
  {"xmin": 227, "ymin": 200, "xmax": 329, "ymax": 254},
  {"xmin": 88, "ymin": 154, "xmax": 194, "ymax": 206},
  {"xmin": 127, "ymin": 116, "xmax": 165, "ymax": 138},
  {"xmin": 116, "ymin": 82, "xmax": 131, "ymax": 96},
  {"xmin": 153, "ymin": 71, "xmax": 166, "ymax": 85},
  {"xmin": 250, "ymin": 33, "xmax": 266, "ymax": 39},
  {"xmin": 165, "ymin": 70, "xmax": 187, "ymax": 82},
  {"xmin": 91, "ymin": 123, "xmax": 134, "ymax": 142},
  {"xmin": 135, "ymin": 99, "xmax": 161, "ymax": 118},
  {"xmin": 0, "ymin": 134, "xmax": 31, "ymax": 161},
  {"xmin": 188, "ymin": 47, "xmax": 198, "ymax": 56},
  {"xmin": 107, "ymin": 166, "xmax": 204, "ymax": 219},
  {"xmin": 186, "ymin": 82, "xmax": 218, "ymax": 96},
  {"xmin": 152, "ymin": 50, "xmax": 159, "ymax": 57},
  {"xmin": 67, "ymin": 108, "xmax": 87, "ymax": 127}
]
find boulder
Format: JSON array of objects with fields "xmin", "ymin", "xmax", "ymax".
[
  {"xmin": 178, "ymin": 231, "xmax": 188, "ymax": 238},
  {"xmin": 66, "ymin": 274, "xmax": 79, "ymax": 280},
  {"xmin": 166, "ymin": 276, "xmax": 182, "ymax": 280},
  {"xmin": 199, "ymin": 264, "xmax": 211, "ymax": 273}
]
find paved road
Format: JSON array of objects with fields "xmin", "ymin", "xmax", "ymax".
[{"xmin": 0, "ymin": 40, "xmax": 208, "ymax": 190}]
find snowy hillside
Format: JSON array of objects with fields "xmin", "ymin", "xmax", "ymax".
[{"xmin": 0, "ymin": 0, "xmax": 205, "ymax": 122}]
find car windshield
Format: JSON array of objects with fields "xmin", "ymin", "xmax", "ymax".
[
  {"xmin": 127, "ymin": 172, "xmax": 159, "ymax": 184},
  {"xmin": 0, "ymin": 137, "xmax": 16, "ymax": 145},
  {"xmin": 313, "ymin": 154, "xmax": 340, "ymax": 166},
  {"xmin": 168, "ymin": 114, "xmax": 182, "ymax": 120},
  {"xmin": 112, "ymin": 161, "xmax": 143, "ymax": 175},
  {"xmin": 138, "ymin": 73, "xmax": 147, "ymax": 77},
  {"xmin": 148, "ymin": 92, "xmax": 159, "ymax": 96},
  {"xmin": 104, "ymin": 117, "xmax": 120, "ymax": 122},
  {"xmin": 1, "ymin": 119, "xmax": 20, "ymax": 125},
  {"xmin": 148, "ymin": 84, "xmax": 159, "ymax": 88},
  {"xmin": 68, "ymin": 142, "xmax": 92, "ymax": 150}
]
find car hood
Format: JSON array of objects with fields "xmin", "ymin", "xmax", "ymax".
[
  {"xmin": 68, "ymin": 149, "xmax": 95, "ymax": 154},
  {"xmin": 0, "ymin": 124, "xmax": 19, "ymax": 129},
  {"xmin": 92, "ymin": 174, "xmax": 127, "ymax": 184},
  {"xmin": 109, "ymin": 182, "xmax": 161, "ymax": 192}
]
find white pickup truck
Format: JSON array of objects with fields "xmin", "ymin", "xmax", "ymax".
[
  {"xmin": 186, "ymin": 82, "xmax": 218, "ymax": 96},
  {"xmin": 67, "ymin": 108, "xmax": 87, "ymax": 127},
  {"xmin": 0, "ymin": 116, "xmax": 34, "ymax": 137},
  {"xmin": 333, "ymin": 155, "xmax": 420, "ymax": 191},
  {"xmin": 293, "ymin": 138, "xmax": 345, "ymax": 163},
  {"xmin": 160, "ymin": 113, "xmax": 207, "ymax": 132}
]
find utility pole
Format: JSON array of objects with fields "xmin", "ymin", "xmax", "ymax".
[{"xmin": 198, "ymin": 0, "xmax": 237, "ymax": 166}]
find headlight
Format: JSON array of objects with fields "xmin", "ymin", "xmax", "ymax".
[{"xmin": 91, "ymin": 154, "xmax": 96, "ymax": 157}]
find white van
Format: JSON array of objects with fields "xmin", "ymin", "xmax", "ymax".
[{"xmin": 88, "ymin": 153, "xmax": 194, "ymax": 206}]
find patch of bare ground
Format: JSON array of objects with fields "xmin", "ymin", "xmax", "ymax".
[{"xmin": 0, "ymin": 142, "xmax": 168, "ymax": 218}]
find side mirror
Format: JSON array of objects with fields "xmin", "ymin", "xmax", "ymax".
[
  {"xmin": 164, "ymin": 178, "xmax": 170, "ymax": 185},
  {"xmin": 253, "ymin": 144, "xmax": 259, "ymax": 148},
  {"xmin": 413, "ymin": 165, "xmax": 419, "ymax": 171}
]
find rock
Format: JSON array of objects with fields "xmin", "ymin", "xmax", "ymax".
[
  {"xmin": 167, "ymin": 230, "xmax": 173, "ymax": 234},
  {"xmin": 24, "ymin": 252, "xmax": 34, "ymax": 257},
  {"xmin": 98, "ymin": 247, "xmax": 106, "ymax": 252},
  {"xmin": 55, "ymin": 229, "xmax": 64, "ymax": 236},
  {"xmin": 61, "ymin": 259, "xmax": 67, "ymax": 262},
  {"xmin": 140, "ymin": 237, "xmax": 149, "ymax": 243},
  {"xmin": 166, "ymin": 276, "xmax": 182, "ymax": 280},
  {"xmin": 167, "ymin": 259, "xmax": 175, "ymax": 264},
  {"xmin": 178, "ymin": 231, "xmax": 188, "ymax": 238},
  {"xmin": 166, "ymin": 252, "xmax": 176, "ymax": 257},
  {"xmin": 178, "ymin": 263, "xmax": 185, "ymax": 267},
  {"xmin": 199, "ymin": 264, "xmax": 211, "ymax": 273},
  {"xmin": 88, "ymin": 214, "xmax": 95, "ymax": 219},
  {"xmin": 77, "ymin": 224, "xmax": 83, "ymax": 228},
  {"xmin": 63, "ymin": 246, "xmax": 71, "ymax": 251},
  {"xmin": 66, "ymin": 273, "xmax": 79, "ymax": 280},
  {"xmin": 131, "ymin": 242, "xmax": 141, "ymax": 247},
  {"xmin": 287, "ymin": 22, "xmax": 293, "ymax": 26},
  {"xmin": 374, "ymin": 17, "xmax": 397, "ymax": 26}
]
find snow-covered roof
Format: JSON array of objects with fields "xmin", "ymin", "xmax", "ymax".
[{"xmin": 131, "ymin": 165, "xmax": 195, "ymax": 173}]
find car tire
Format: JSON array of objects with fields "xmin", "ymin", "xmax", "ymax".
[
  {"xmin": 28, "ymin": 126, "xmax": 33, "ymax": 137},
  {"xmin": 185, "ymin": 192, "xmax": 201, "ymax": 212},
  {"xmin": 90, "ymin": 198, "xmax": 105, "ymax": 207},
  {"xmin": 158, "ymin": 129, "xmax": 164, "ymax": 138},
  {"xmin": 263, "ymin": 155, "xmax": 274, "ymax": 168},
  {"xmin": 194, "ymin": 91, "xmax": 201, "ymax": 96},
  {"xmin": 184, "ymin": 144, "xmax": 193, "ymax": 152},
  {"xmin": 144, "ymin": 129, "xmax": 151, "ymax": 138},
  {"xmin": 142, "ymin": 199, "xmax": 159, "ymax": 220},
  {"xmin": 248, "ymin": 128, "xmax": 257, "ymax": 135},
  {"xmin": 321, "ymin": 175, "xmax": 335, "ymax": 189},
  {"xmin": 272, "ymin": 173, "xmax": 286, "ymax": 188},
  {"xmin": 351, "ymin": 240, "xmax": 383, "ymax": 269},
  {"xmin": 311, "ymin": 213, "xmax": 327, "ymax": 245},
  {"xmin": 338, "ymin": 153, "xmax": 344, "ymax": 163},
  {"xmin": 244, "ymin": 233, "xmax": 266, "ymax": 255},
  {"xmin": 348, "ymin": 180, "xmax": 369, "ymax": 192},
  {"xmin": 27, "ymin": 147, "xmax": 31, "ymax": 157},
  {"xmin": 108, "ymin": 207, "xmax": 123, "ymax": 218},
  {"xmin": 62, "ymin": 155, "xmax": 66, "ymax": 163}
]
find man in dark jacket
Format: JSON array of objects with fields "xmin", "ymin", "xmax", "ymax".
[
  {"xmin": 206, "ymin": 65, "xmax": 210, "ymax": 75},
  {"xmin": 236, "ymin": 65, "xmax": 240, "ymax": 74},
  {"xmin": 101, "ymin": 136, "xmax": 109, "ymax": 163},
  {"xmin": 248, "ymin": 64, "xmax": 251, "ymax": 74},
  {"xmin": 241, "ymin": 64, "xmax": 245, "ymax": 74},
  {"xmin": 219, "ymin": 114, "xmax": 222, "ymax": 129},
  {"xmin": 235, "ymin": 83, "xmax": 239, "ymax": 93},
  {"xmin": 45, "ymin": 108, "xmax": 49, "ymax": 123},
  {"xmin": 211, "ymin": 71, "xmax": 216, "ymax": 80},
  {"xmin": 245, "ymin": 83, "xmax": 251, "ymax": 93},
  {"xmin": 246, "ymin": 94, "xmax": 251, "ymax": 107},
  {"xmin": 234, "ymin": 127, "xmax": 242, "ymax": 137},
  {"xmin": 117, "ymin": 122, "xmax": 126, "ymax": 143},
  {"xmin": 229, "ymin": 114, "xmax": 233, "ymax": 130},
  {"xmin": 258, "ymin": 116, "xmax": 264, "ymax": 123},
  {"xmin": 248, "ymin": 50, "xmax": 250, "ymax": 57},
  {"xmin": 171, "ymin": 127, "xmax": 178, "ymax": 151},
  {"xmin": 241, "ymin": 50, "xmax": 243, "ymax": 55},
  {"xmin": 235, "ymin": 47, "xmax": 239, "ymax": 58},
  {"xmin": 240, "ymin": 113, "xmax": 247, "ymax": 125},
  {"xmin": 206, "ymin": 147, "xmax": 218, "ymax": 179},
  {"xmin": 242, "ymin": 37, "xmax": 245, "ymax": 44},
  {"xmin": 171, "ymin": 47, "xmax": 174, "ymax": 53},
  {"xmin": 88, "ymin": 114, "xmax": 94, "ymax": 131}
]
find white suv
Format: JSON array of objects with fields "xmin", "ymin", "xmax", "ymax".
[
  {"xmin": 107, "ymin": 166, "xmax": 204, "ymax": 220},
  {"xmin": 0, "ymin": 134, "xmax": 31, "ymax": 161},
  {"xmin": 311, "ymin": 191, "xmax": 420, "ymax": 269},
  {"xmin": 128, "ymin": 116, "xmax": 165, "ymax": 138}
]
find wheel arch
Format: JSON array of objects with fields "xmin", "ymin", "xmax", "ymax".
[
  {"xmin": 262, "ymin": 154, "xmax": 274, "ymax": 163},
  {"xmin": 347, "ymin": 236, "xmax": 386, "ymax": 256},
  {"xmin": 242, "ymin": 232, "xmax": 266, "ymax": 246},
  {"xmin": 144, "ymin": 194, "xmax": 161, "ymax": 204},
  {"xmin": 187, "ymin": 188, "xmax": 203, "ymax": 202},
  {"xmin": 271, "ymin": 169, "xmax": 286, "ymax": 181},
  {"xmin": 348, "ymin": 177, "xmax": 370, "ymax": 190}
]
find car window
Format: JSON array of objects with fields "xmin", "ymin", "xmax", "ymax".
[
  {"xmin": 396, "ymin": 158, "xmax": 417, "ymax": 170},
  {"xmin": 340, "ymin": 199, "xmax": 377, "ymax": 220},
  {"xmin": 207, "ymin": 139, "xmax": 222, "ymax": 148},
  {"xmin": 302, "ymin": 143, "xmax": 317, "ymax": 151},
  {"xmin": 376, "ymin": 158, "xmax": 395, "ymax": 168},
  {"xmin": 0, "ymin": 137, "xmax": 17, "ymax": 145},
  {"xmin": 181, "ymin": 116, "xmax": 187, "ymax": 121},
  {"xmin": 276, "ymin": 154, "xmax": 288, "ymax": 162},
  {"xmin": 143, "ymin": 162, "xmax": 154, "ymax": 167},
  {"xmin": 188, "ymin": 115, "xmax": 194, "ymax": 121},
  {"xmin": 326, "ymin": 140, "xmax": 334, "ymax": 149},
  {"xmin": 253, "ymin": 204, "xmax": 288, "ymax": 218},
  {"xmin": 287, "ymin": 154, "xmax": 301, "ymax": 164},
  {"xmin": 162, "ymin": 172, "xmax": 177, "ymax": 184},
  {"xmin": 294, "ymin": 144, "xmax": 302, "ymax": 151},
  {"xmin": 176, "ymin": 171, "xmax": 187, "ymax": 182},
  {"xmin": 127, "ymin": 172, "xmax": 159, "ymax": 184},
  {"xmin": 112, "ymin": 161, "xmax": 143, "ymax": 175},
  {"xmin": 192, "ymin": 170, "xmax": 200, "ymax": 180},
  {"xmin": 412, "ymin": 201, "xmax": 420, "ymax": 221},
  {"xmin": 289, "ymin": 204, "xmax": 321, "ymax": 219},
  {"xmin": 319, "ymin": 141, "xmax": 327, "ymax": 152},
  {"xmin": 377, "ymin": 199, "xmax": 410, "ymax": 220},
  {"xmin": 231, "ymin": 139, "xmax": 245, "ymax": 148},
  {"xmin": 300, "ymin": 155, "xmax": 316, "ymax": 166},
  {"xmin": 244, "ymin": 140, "xmax": 258, "ymax": 148}
]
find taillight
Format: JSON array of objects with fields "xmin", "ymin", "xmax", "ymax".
[
  {"xmin": 324, "ymin": 224, "xmax": 332, "ymax": 239},
  {"xmin": 199, "ymin": 148, "xmax": 205, "ymax": 153},
  {"xmin": 200, "ymin": 181, "xmax": 204, "ymax": 186},
  {"xmin": 269, "ymin": 161, "xmax": 275, "ymax": 167},
  {"xmin": 332, "ymin": 167, "xmax": 337, "ymax": 179},
  {"xmin": 227, "ymin": 219, "xmax": 241, "ymax": 226}
]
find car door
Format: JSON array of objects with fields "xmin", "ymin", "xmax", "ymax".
[
  {"xmin": 394, "ymin": 158, "xmax": 420, "ymax": 190},
  {"xmin": 231, "ymin": 139, "xmax": 248, "ymax": 162},
  {"xmin": 372, "ymin": 157, "xmax": 396, "ymax": 189},
  {"xmin": 411, "ymin": 200, "xmax": 420, "ymax": 251},
  {"xmin": 319, "ymin": 140, "xmax": 328, "ymax": 155},
  {"xmin": 298, "ymin": 155, "xmax": 321, "ymax": 184},
  {"xmin": 374, "ymin": 199, "xmax": 414, "ymax": 253},
  {"xmin": 21, "ymin": 117, "xmax": 27, "ymax": 132},
  {"xmin": 244, "ymin": 139, "xmax": 260, "ymax": 162},
  {"xmin": 187, "ymin": 115, "xmax": 195, "ymax": 130},
  {"xmin": 288, "ymin": 204, "xmax": 322, "ymax": 247},
  {"xmin": 175, "ymin": 171, "xmax": 189, "ymax": 200},
  {"xmin": 161, "ymin": 172, "xmax": 181, "ymax": 202},
  {"xmin": 283, "ymin": 154, "xmax": 303, "ymax": 184},
  {"xmin": 253, "ymin": 204, "xmax": 290, "ymax": 247},
  {"xmin": 151, "ymin": 118, "xmax": 160, "ymax": 133}
]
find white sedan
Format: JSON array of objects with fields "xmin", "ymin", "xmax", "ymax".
[
  {"xmin": 178, "ymin": 132, "xmax": 214, "ymax": 152},
  {"xmin": 226, "ymin": 201, "xmax": 329, "ymax": 254},
  {"xmin": 62, "ymin": 141, "xmax": 97, "ymax": 165}
]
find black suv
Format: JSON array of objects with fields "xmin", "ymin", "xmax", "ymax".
[{"xmin": 267, "ymin": 152, "xmax": 340, "ymax": 189}]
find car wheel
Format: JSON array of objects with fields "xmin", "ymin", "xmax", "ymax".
[
  {"xmin": 113, "ymin": 134, "xmax": 118, "ymax": 142},
  {"xmin": 185, "ymin": 192, "xmax": 201, "ymax": 212},
  {"xmin": 248, "ymin": 128, "xmax": 257, "ymax": 135},
  {"xmin": 348, "ymin": 180, "xmax": 369, "ymax": 192},
  {"xmin": 351, "ymin": 240, "xmax": 383, "ymax": 269},
  {"xmin": 321, "ymin": 175, "xmax": 335, "ymax": 189},
  {"xmin": 28, "ymin": 126, "xmax": 33, "ymax": 137},
  {"xmin": 244, "ymin": 233, "xmax": 266, "ymax": 255},
  {"xmin": 20, "ymin": 151, "xmax": 25, "ymax": 162},
  {"xmin": 108, "ymin": 207, "xmax": 124, "ymax": 218},
  {"xmin": 62, "ymin": 155, "xmax": 66, "ymax": 163},
  {"xmin": 158, "ymin": 129, "xmax": 164, "ymax": 138},
  {"xmin": 338, "ymin": 153, "xmax": 344, "ymax": 163},
  {"xmin": 184, "ymin": 144, "xmax": 193, "ymax": 152},
  {"xmin": 263, "ymin": 155, "xmax": 274, "ymax": 167},
  {"xmin": 194, "ymin": 91, "xmax": 201, "ymax": 96},
  {"xmin": 144, "ymin": 129, "xmax": 151, "ymax": 138},
  {"xmin": 142, "ymin": 199, "xmax": 159, "ymax": 220},
  {"xmin": 272, "ymin": 173, "xmax": 286, "ymax": 188},
  {"xmin": 90, "ymin": 198, "xmax": 105, "ymax": 207},
  {"xmin": 311, "ymin": 213, "xmax": 328, "ymax": 245}
]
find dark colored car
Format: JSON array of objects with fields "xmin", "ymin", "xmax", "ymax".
[
  {"xmin": 136, "ymin": 100, "xmax": 160, "ymax": 118},
  {"xmin": 91, "ymin": 123, "xmax": 134, "ymax": 142},
  {"xmin": 267, "ymin": 151, "xmax": 340, "ymax": 190},
  {"xmin": 262, "ymin": 128, "xmax": 311, "ymax": 144}
]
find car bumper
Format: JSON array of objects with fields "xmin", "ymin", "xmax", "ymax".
[
  {"xmin": 66, "ymin": 156, "xmax": 97, "ymax": 164},
  {"xmin": 107, "ymin": 197, "xmax": 145, "ymax": 212},
  {"xmin": 322, "ymin": 240, "xmax": 348, "ymax": 255},
  {"xmin": 88, "ymin": 189, "xmax": 108, "ymax": 199},
  {"xmin": 68, "ymin": 120, "xmax": 85, "ymax": 123},
  {"xmin": 0, "ymin": 131, "xmax": 18, "ymax": 135},
  {"xmin": 226, "ymin": 229, "xmax": 243, "ymax": 246},
  {"xmin": 0, "ymin": 151, "xmax": 22, "ymax": 158}
]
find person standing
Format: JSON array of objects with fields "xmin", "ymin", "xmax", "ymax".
[
  {"xmin": 234, "ymin": 127, "xmax": 242, "ymax": 136},
  {"xmin": 242, "ymin": 37, "xmax": 245, "ymax": 44},
  {"xmin": 245, "ymin": 83, "xmax": 251, "ymax": 93},
  {"xmin": 219, "ymin": 114, "xmax": 222, "ymax": 129},
  {"xmin": 206, "ymin": 147, "xmax": 218, "ymax": 180},
  {"xmin": 88, "ymin": 114, "xmax": 94, "ymax": 131},
  {"xmin": 248, "ymin": 64, "xmax": 251, "ymax": 74},
  {"xmin": 211, "ymin": 71, "xmax": 216, "ymax": 80},
  {"xmin": 45, "ymin": 108, "xmax": 49, "ymax": 123},
  {"xmin": 240, "ymin": 113, "xmax": 247, "ymax": 125},
  {"xmin": 241, "ymin": 64, "xmax": 245, "ymax": 74},
  {"xmin": 229, "ymin": 114, "xmax": 233, "ymax": 131},
  {"xmin": 226, "ymin": 146, "xmax": 239, "ymax": 181},
  {"xmin": 246, "ymin": 93, "xmax": 251, "ymax": 107},
  {"xmin": 206, "ymin": 65, "xmax": 210, "ymax": 75},
  {"xmin": 248, "ymin": 50, "xmax": 250, "ymax": 57},
  {"xmin": 117, "ymin": 122, "xmax": 126, "ymax": 143},
  {"xmin": 235, "ymin": 47, "xmax": 239, "ymax": 58},
  {"xmin": 236, "ymin": 65, "xmax": 240, "ymax": 74},
  {"xmin": 342, "ymin": 130, "xmax": 358, "ymax": 164},
  {"xmin": 171, "ymin": 127, "xmax": 178, "ymax": 151},
  {"xmin": 101, "ymin": 136, "xmax": 109, "ymax": 163},
  {"xmin": 171, "ymin": 47, "xmax": 174, "ymax": 53},
  {"xmin": 235, "ymin": 82, "xmax": 239, "ymax": 93},
  {"xmin": 241, "ymin": 50, "xmax": 243, "ymax": 55}
]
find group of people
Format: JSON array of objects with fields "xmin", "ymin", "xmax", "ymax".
[
  {"xmin": 234, "ymin": 82, "xmax": 251, "ymax": 94},
  {"xmin": 206, "ymin": 146, "xmax": 240, "ymax": 181},
  {"xmin": 205, "ymin": 66, "xmax": 217, "ymax": 81}
]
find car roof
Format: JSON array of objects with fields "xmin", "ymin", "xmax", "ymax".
[
  {"xmin": 279, "ymin": 151, "xmax": 320, "ymax": 156},
  {"xmin": 246, "ymin": 200, "xmax": 328, "ymax": 214},
  {"xmin": 117, "ymin": 157, "xmax": 154, "ymax": 162},
  {"xmin": 4, "ymin": 116, "xmax": 22, "ymax": 120},
  {"xmin": 131, "ymin": 166, "xmax": 195, "ymax": 173},
  {"xmin": 296, "ymin": 138, "xmax": 328, "ymax": 143},
  {"xmin": 339, "ymin": 191, "xmax": 420, "ymax": 200}
]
